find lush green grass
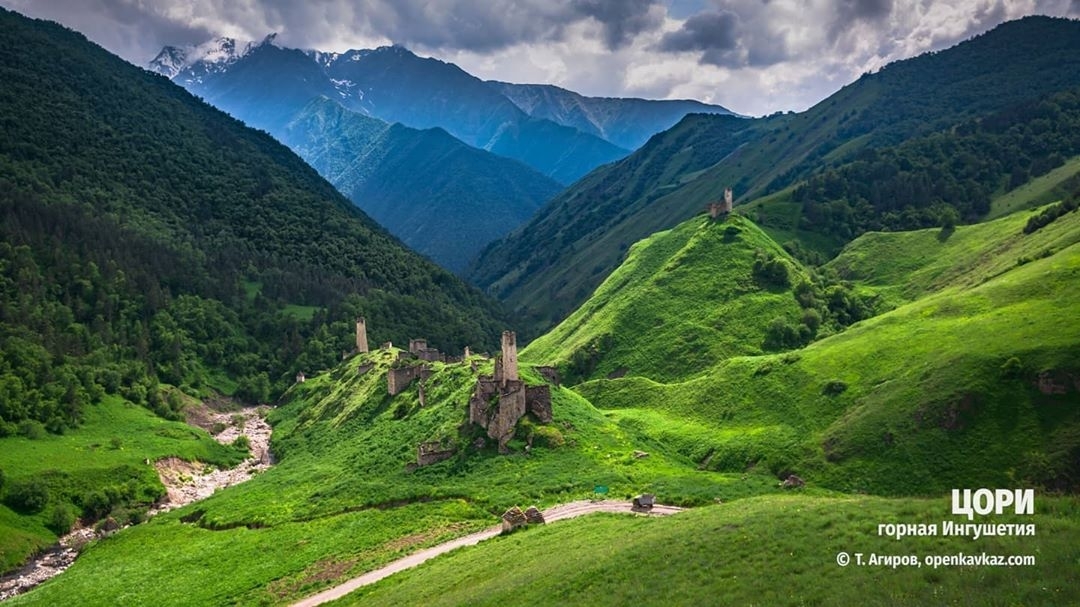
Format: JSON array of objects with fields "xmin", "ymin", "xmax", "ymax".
[
  {"xmin": 826, "ymin": 200, "xmax": 1080, "ymax": 308},
  {"xmin": 737, "ymin": 187, "xmax": 846, "ymax": 261},
  {"xmin": 0, "ymin": 396, "xmax": 245, "ymax": 571},
  {"xmin": 282, "ymin": 303, "xmax": 320, "ymax": 322},
  {"xmin": 988, "ymin": 155, "xmax": 1080, "ymax": 219},
  {"xmin": 522, "ymin": 215, "xmax": 807, "ymax": 383},
  {"xmin": 333, "ymin": 494, "xmax": 1080, "ymax": 607},
  {"xmin": 578, "ymin": 211, "xmax": 1080, "ymax": 495},
  {"xmin": 10, "ymin": 350, "xmax": 784, "ymax": 605}
]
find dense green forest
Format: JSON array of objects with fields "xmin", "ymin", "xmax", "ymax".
[
  {"xmin": 0, "ymin": 9, "xmax": 505, "ymax": 434},
  {"xmin": 793, "ymin": 87, "xmax": 1080, "ymax": 238}
]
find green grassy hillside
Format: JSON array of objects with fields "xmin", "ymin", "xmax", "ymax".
[
  {"xmin": 10, "ymin": 351, "xmax": 782, "ymax": 605},
  {"xmin": 0, "ymin": 395, "xmax": 245, "ymax": 571},
  {"xmin": 825, "ymin": 199, "xmax": 1080, "ymax": 308},
  {"xmin": 522, "ymin": 215, "xmax": 806, "ymax": 383},
  {"xmin": 577, "ymin": 206, "xmax": 1080, "ymax": 494},
  {"xmin": 334, "ymin": 495, "xmax": 1080, "ymax": 607}
]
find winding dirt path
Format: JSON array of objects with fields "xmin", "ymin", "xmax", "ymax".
[{"xmin": 290, "ymin": 500, "xmax": 684, "ymax": 607}]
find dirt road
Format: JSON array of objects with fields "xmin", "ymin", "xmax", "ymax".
[{"xmin": 290, "ymin": 500, "xmax": 684, "ymax": 607}]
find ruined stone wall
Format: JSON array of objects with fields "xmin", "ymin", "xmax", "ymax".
[
  {"xmin": 417, "ymin": 442, "xmax": 455, "ymax": 466},
  {"xmin": 408, "ymin": 339, "xmax": 427, "ymax": 355},
  {"xmin": 490, "ymin": 381, "xmax": 526, "ymax": 452},
  {"xmin": 535, "ymin": 366, "xmax": 561, "ymax": 386},
  {"xmin": 526, "ymin": 385, "xmax": 553, "ymax": 423},
  {"xmin": 469, "ymin": 378, "xmax": 498, "ymax": 426},
  {"xmin": 387, "ymin": 364, "xmax": 429, "ymax": 396}
]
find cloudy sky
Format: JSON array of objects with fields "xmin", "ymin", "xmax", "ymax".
[{"xmin": 2, "ymin": 0, "xmax": 1078, "ymax": 115}]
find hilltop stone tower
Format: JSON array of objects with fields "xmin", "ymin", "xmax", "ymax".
[
  {"xmin": 500, "ymin": 331, "xmax": 518, "ymax": 385},
  {"xmin": 355, "ymin": 317, "xmax": 369, "ymax": 354},
  {"xmin": 707, "ymin": 187, "xmax": 734, "ymax": 220}
]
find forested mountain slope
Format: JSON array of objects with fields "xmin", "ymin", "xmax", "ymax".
[{"xmin": 0, "ymin": 8, "xmax": 505, "ymax": 433}]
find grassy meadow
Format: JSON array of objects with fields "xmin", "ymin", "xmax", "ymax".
[
  {"xmin": 334, "ymin": 494, "xmax": 1080, "ymax": 607},
  {"xmin": 0, "ymin": 396, "xmax": 245, "ymax": 572}
]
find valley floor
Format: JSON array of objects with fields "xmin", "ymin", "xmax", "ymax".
[{"xmin": 0, "ymin": 406, "xmax": 272, "ymax": 601}]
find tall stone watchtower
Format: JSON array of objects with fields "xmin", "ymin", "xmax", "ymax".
[
  {"xmin": 500, "ymin": 330, "xmax": 518, "ymax": 385},
  {"xmin": 721, "ymin": 187, "xmax": 733, "ymax": 214},
  {"xmin": 355, "ymin": 317, "xmax": 369, "ymax": 354}
]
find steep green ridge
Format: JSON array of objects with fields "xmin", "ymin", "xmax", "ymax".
[
  {"xmin": 0, "ymin": 6, "xmax": 505, "ymax": 432},
  {"xmin": 470, "ymin": 16, "xmax": 1080, "ymax": 334},
  {"xmin": 281, "ymin": 97, "xmax": 562, "ymax": 273},
  {"xmin": 11, "ymin": 350, "xmax": 782, "ymax": 605},
  {"xmin": 469, "ymin": 113, "xmax": 774, "ymax": 332},
  {"xmin": 521, "ymin": 215, "xmax": 806, "ymax": 384},
  {"xmin": 336, "ymin": 495, "xmax": 1080, "ymax": 606},
  {"xmin": 576, "ymin": 206, "xmax": 1080, "ymax": 495}
]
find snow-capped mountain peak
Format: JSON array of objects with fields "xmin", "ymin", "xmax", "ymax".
[{"xmin": 149, "ymin": 34, "xmax": 278, "ymax": 79}]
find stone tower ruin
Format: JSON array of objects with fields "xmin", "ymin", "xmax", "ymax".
[
  {"xmin": 500, "ymin": 331, "xmax": 518, "ymax": 385},
  {"xmin": 355, "ymin": 317, "xmax": 369, "ymax": 354},
  {"xmin": 707, "ymin": 187, "xmax": 734, "ymax": 220}
]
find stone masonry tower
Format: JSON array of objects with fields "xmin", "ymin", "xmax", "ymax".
[
  {"xmin": 355, "ymin": 317, "xmax": 369, "ymax": 354},
  {"xmin": 722, "ymin": 187, "xmax": 733, "ymax": 214},
  {"xmin": 500, "ymin": 331, "xmax": 519, "ymax": 386}
]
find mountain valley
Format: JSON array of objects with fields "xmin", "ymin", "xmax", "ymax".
[{"xmin": 0, "ymin": 6, "xmax": 1078, "ymax": 607}]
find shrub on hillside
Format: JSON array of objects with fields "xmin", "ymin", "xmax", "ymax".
[
  {"xmin": 18, "ymin": 419, "xmax": 46, "ymax": 439},
  {"xmin": 1000, "ymin": 357, "xmax": 1025, "ymax": 379},
  {"xmin": 5, "ymin": 478, "xmax": 50, "ymax": 513},
  {"xmin": 529, "ymin": 425, "xmax": 565, "ymax": 449},
  {"xmin": 80, "ymin": 489, "xmax": 112, "ymax": 520},
  {"xmin": 1023, "ymin": 196, "xmax": 1079, "ymax": 234},
  {"xmin": 47, "ymin": 503, "xmax": 76, "ymax": 535},
  {"xmin": 752, "ymin": 250, "xmax": 791, "ymax": 288}
]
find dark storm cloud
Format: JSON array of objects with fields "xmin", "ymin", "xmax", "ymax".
[
  {"xmin": 0, "ymin": 0, "xmax": 663, "ymax": 63},
  {"xmin": 658, "ymin": 9, "xmax": 744, "ymax": 65},
  {"xmin": 842, "ymin": 0, "xmax": 894, "ymax": 20},
  {"xmin": 569, "ymin": 0, "xmax": 664, "ymax": 48},
  {"xmin": 827, "ymin": 0, "xmax": 894, "ymax": 44},
  {"xmin": 1, "ymin": 0, "xmax": 216, "ymax": 62},
  {"xmin": 658, "ymin": 10, "xmax": 739, "ymax": 52}
]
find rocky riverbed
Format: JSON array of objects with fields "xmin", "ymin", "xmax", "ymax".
[{"xmin": 0, "ymin": 405, "xmax": 273, "ymax": 601}]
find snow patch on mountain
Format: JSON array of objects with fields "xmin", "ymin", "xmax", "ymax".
[{"xmin": 149, "ymin": 33, "xmax": 279, "ymax": 79}]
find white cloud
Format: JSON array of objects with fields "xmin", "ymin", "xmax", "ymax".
[{"xmin": 0, "ymin": 0, "xmax": 1076, "ymax": 115}]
